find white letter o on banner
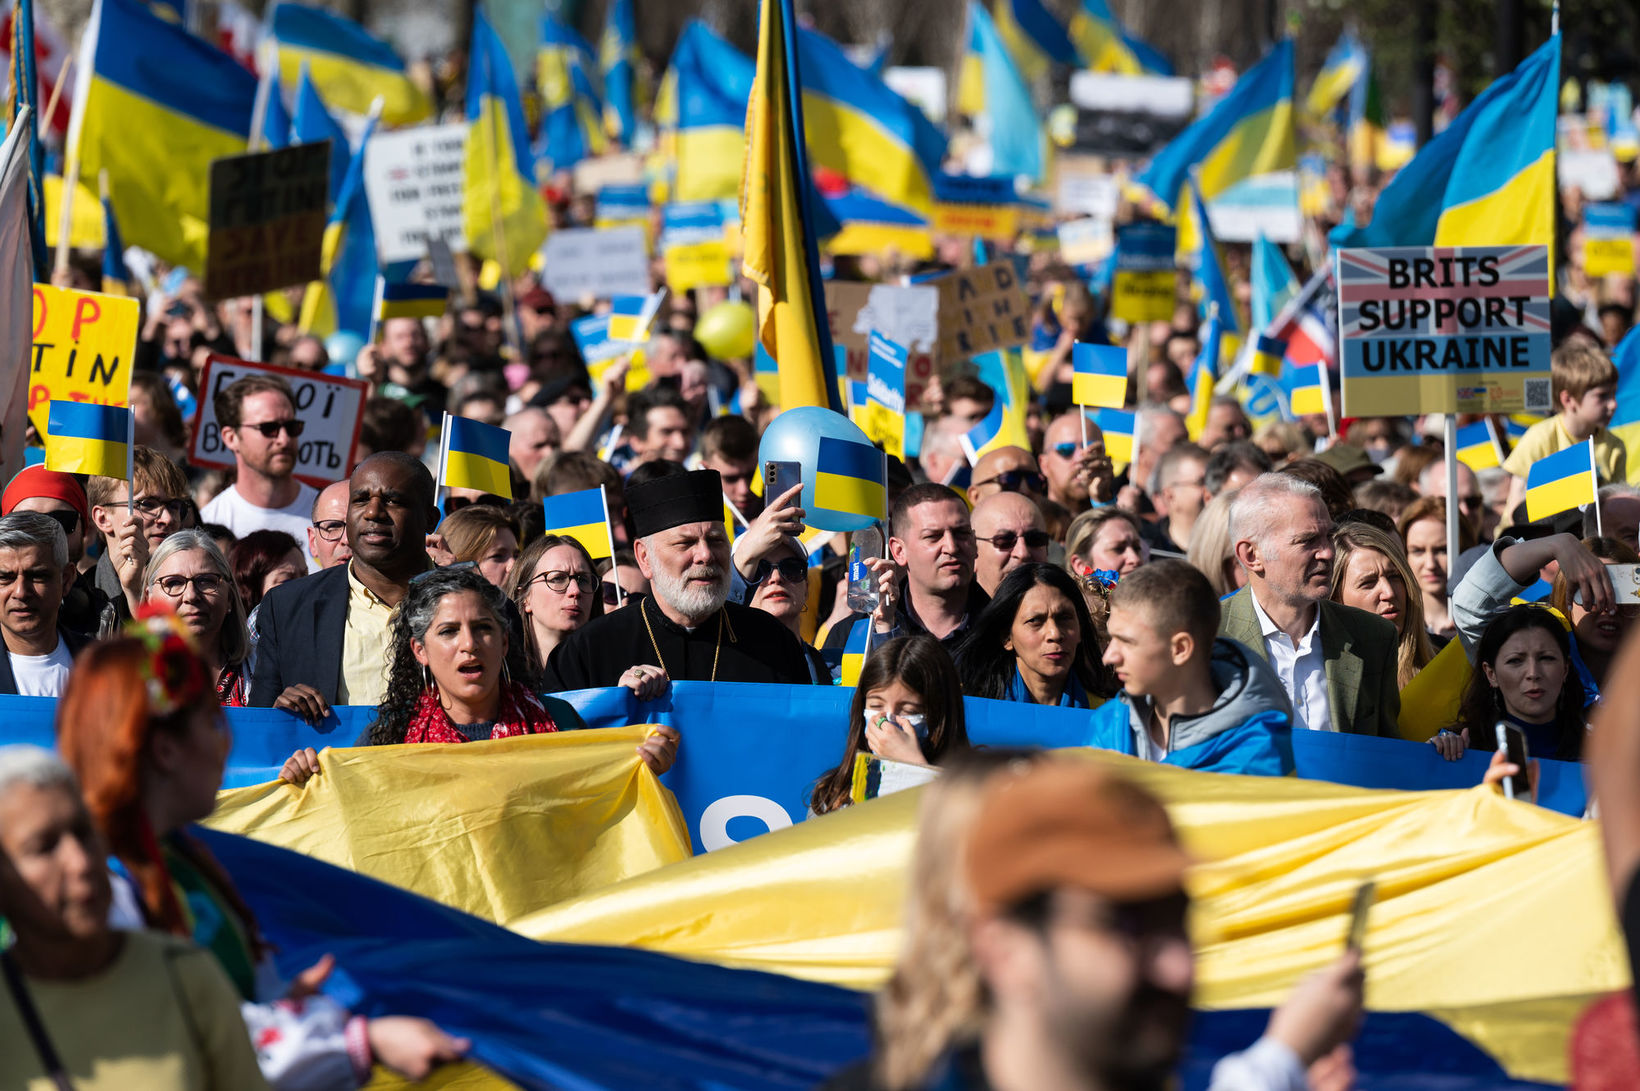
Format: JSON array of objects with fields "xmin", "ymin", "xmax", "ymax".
[{"xmin": 699, "ymin": 795, "xmax": 793, "ymax": 851}]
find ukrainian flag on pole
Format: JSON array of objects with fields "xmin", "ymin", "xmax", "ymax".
[
  {"xmin": 375, "ymin": 282, "xmax": 449, "ymax": 325},
  {"xmin": 1525, "ymin": 440, "xmax": 1597, "ymax": 523},
  {"xmin": 264, "ymin": 2, "xmax": 431, "ymax": 126},
  {"xmin": 464, "ymin": 6, "xmax": 549, "ymax": 279},
  {"xmin": 1184, "ymin": 177, "xmax": 1241, "ymax": 346},
  {"xmin": 1455, "ymin": 419, "xmax": 1506, "ymax": 473},
  {"xmin": 293, "ymin": 66, "xmax": 349, "ymax": 206},
  {"xmin": 440, "ymin": 414, "xmax": 513, "ymax": 499},
  {"xmin": 1092, "ymin": 407, "xmax": 1138, "ymax": 469},
  {"xmin": 45, "ymin": 401, "xmax": 132, "ymax": 479},
  {"xmin": 1305, "ymin": 32, "xmax": 1367, "ymax": 119},
  {"xmin": 962, "ymin": 1, "xmax": 1046, "ymax": 184},
  {"xmin": 538, "ymin": 15, "xmax": 607, "ymax": 172},
  {"xmin": 299, "ymin": 108, "xmax": 380, "ymax": 341},
  {"xmin": 100, "ymin": 192, "xmax": 131, "ymax": 297},
  {"xmin": 600, "ymin": 0, "xmax": 641, "ymax": 145},
  {"xmin": 68, "ymin": 0, "xmax": 255, "ymax": 269},
  {"xmin": 1068, "ymin": 0, "xmax": 1169, "ymax": 76},
  {"xmin": 1137, "ymin": 38, "xmax": 1295, "ymax": 225},
  {"xmin": 261, "ymin": 73, "xmax": 292, "ymax": 150},
  {"xmin": 742, "ymin": 0, "xmax": 842, "ymax": 414},
  {"xmin": 1072, "ymin": 342, "xmax": 1127, "ymax": 409},
  {"xmin": 991, "ymin": 0, "xmax": 1079, "ymax": 84},
  {"xmin": 1330, "ymin": 32, "xmax": 1558, "ymax": 250},
  {"xmin": 960, "ymin": 395, "xmax": 1033, "ymax": 464},
  {"xmin": 1285, "ymin": 362, "xmax": 1331, "ymax": 420},
  {"xmin": 541, "ymin": 486, "xmax": 615, "ymax": 561},
  {"xmin": 813, "ymin": 436, "xmax": 886, "ymax": 521},
  {"xmin": 652, "ymin": 22, "xmax": 755, "ymax": 203},
  {"xmin": 1185, "ymin": 309, "xmax": 1222, "ymax": 441},
  {"xmin": 607, "ymin": 291, "xmax": 666, "ymax": 344}
]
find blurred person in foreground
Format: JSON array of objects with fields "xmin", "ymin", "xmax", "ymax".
[{"xmin": 820, "ymin": 756, "xmax": 1364, "ymax": 1090}]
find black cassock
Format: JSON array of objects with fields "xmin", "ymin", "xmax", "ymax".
[{"xmin": 542, "ymin": 596, "xmax": 815, "ymax": 691}]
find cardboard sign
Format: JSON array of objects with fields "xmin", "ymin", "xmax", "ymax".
[
  {"xmin": 936, "ymin": 261, "xmax": 1031, "ymax": 361},
  {"xmin": 188, "ymin": 356, "xmax": 369, "ymax": 488},
  {"xmin": 826, "ymin": 281, "xmax": 938, "ymax": 410},
  {"xmin": 1336, "ymin": 246, "xmax": 1552, "ymax": 417},
  {"xmin": 205, "ymin": 141, "xmax": 329, "ymax": 299},
  {"xmin": 1110, "ymin": 221, "xmax": 1177, "ymax": 324},
  {"xmin": 27, "ymin": 285, "xmax": 140, "ymax": 437},
  {"xmin": 864, "ymin": 331, "xmax": 908, "ymax": 460},
  {"xmin": 363, "ymin": 122, "xmax": 469, "ymax": 264},
  {"xmin": 1053, "ymin": 159, "xmax": 1120, "ymax": 218},
  {"xmin": 664, "ymin": 240, "xmax": 733, "ymax": 293},
  {"xmin": 539, "ymin": 226, "xmax": 651, "ymax": 301},
  {"xmin": 1584, "ymin": 203, "xmax": 1636, "ymax": 278}
]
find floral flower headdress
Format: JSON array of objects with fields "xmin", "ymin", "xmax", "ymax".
[{"xmin": 127, "ymin": 604, "xmax": 208, "ymax": 718}]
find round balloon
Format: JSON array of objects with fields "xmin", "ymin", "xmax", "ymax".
[
  {"xmin": 325, "ymin": 330, "xmax": 366, "ymax": 369},
  {"xmin": 758, "ymin": 407, "xmax": 882, "ymax": 533},
  {"xmin": 694, "ymin": 301, "xmax": 756, "ymax": 359}
]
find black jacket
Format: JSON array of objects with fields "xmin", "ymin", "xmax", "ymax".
[{"xmin": 0, "ymin": 627, "xmax": 95, "ymax": 695}]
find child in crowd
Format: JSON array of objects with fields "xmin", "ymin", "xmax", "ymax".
[
  {"xmin": 1504, "ymin": 340, "xmax": 1625, "ymax": 515},
  {"xmin": 1089, "ymin": 558, "xmax": 1294, "ymax": 775}
]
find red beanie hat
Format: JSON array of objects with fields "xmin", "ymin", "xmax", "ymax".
[{"xmin": 1, "ymin": 466, "xmax": 91, "ymax": 526}]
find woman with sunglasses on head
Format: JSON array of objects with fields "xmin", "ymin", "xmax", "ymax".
[
  {"xmin": 744, "ymin": 534, "xmax": 832, "ymax": 683},
  {"xmin": 142, "ymin": 529, "xmax": 253, "ymax": 706},
  {"xmin": 509, "ymin": 534, "xmax": 604, "ymax": 680}
]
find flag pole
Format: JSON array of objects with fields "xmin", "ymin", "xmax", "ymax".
[
  {"xmin": 244, "ymin": 51, "xmax": 279, "ymax": 362},
  {"xmin": 14, "ymin": 0, "xmax": 46, "ymax": 274},
  {"xmin": 600, "ymin": 484, "xmax": 624, "ymax": 606},
  {"xmin": 1443, "ymin": 413, "xmax": 1460, "ymax": 575},
  {"xmin": 482, "ymin": 67, "xmax": 523, "ymax": 364},
  {"xmin": 1591, "ymin": 439, "xmax": 1603, "ymax": 537}
]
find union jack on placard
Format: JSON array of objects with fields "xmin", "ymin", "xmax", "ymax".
[{"xmin": 1336, "ymin": 246, "xmax": 1551, "ymax": 341}]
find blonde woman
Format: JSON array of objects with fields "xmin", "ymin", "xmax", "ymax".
[
  {"xmin": 1186, "ymin": 487, "xmax": 1243, "ymax": 597},
  {"xmin": 1329, "ymin": 521, "xmax": 1433, "ymax": 687},
  {"xmin": 437, "ymin": 504, "xmax": 522, "ymax": 589}
]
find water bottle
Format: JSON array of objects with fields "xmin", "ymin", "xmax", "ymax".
[{"xmin": 847, "ymin": 525, "xmax": 883, "ymax": 614}]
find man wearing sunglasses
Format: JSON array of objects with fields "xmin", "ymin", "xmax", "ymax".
[
  {"xmin": 971, "ymin": 492, "xmax": 1050, "ymax": 596},
  {"xmin": 1040, "ymin": 412, "xmax": 1116, "ymax": 514},
  {"xmin": 200, "ymin": 374, "xmax": 319, "ymax": 563},
  {"xmin": 967, "ymin": 446, "xmax": 1047, "ymax": 508}
]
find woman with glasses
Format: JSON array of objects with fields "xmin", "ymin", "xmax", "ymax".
[
  {"xmin": 953, "ymin": 562, "xmax": 1109, "ymax": 707},
  {"xmin": 88, "ymin": 445, "xmax": 194, "ymax": 622},
  {"xmin": 437, "ymin": 503, "xmax": 522, "ymax": 589},
  {"xmin": 508, "ymin": 534, "xmax": 603, "ymax": 679},
  {"xmin": 141, "ymin": 529, "xmax": 252, "ymax": 706}
]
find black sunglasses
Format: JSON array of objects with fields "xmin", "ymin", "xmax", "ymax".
[
  {"xmin": 246, "ymin": 418, "xmax": 305, "ymax": 438},
  {"xmin": 978, "ymin": 529, "xmax": 1050, "ymax": 552},
  {"xmin": 976, "ymin": 469, "xmax": 1046, "ymax": 494},
  {"xmin": 38, "ymin": 509, "xmax": 78, "ymax": 536},
  {"xmin": 601, "ymin": 584, "xmax": 644, "ymax": 606},
  {"xmin": 746, "ymin": 557, "xmax": 808, "ymax": 586}
]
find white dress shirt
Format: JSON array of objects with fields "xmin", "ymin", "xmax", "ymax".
[{"xmin": 1249, "ymin": 591, "xmax": 1331, "ymax": 733}]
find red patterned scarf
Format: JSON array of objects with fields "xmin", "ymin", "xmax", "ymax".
[{"xmin": 403, "ymin": 681, "xmax": 561, "ymax": 744}]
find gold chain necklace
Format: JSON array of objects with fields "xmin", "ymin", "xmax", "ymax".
[{"xmin": 639, "ymin": 596, "xmax": 724, "ymax": 682}]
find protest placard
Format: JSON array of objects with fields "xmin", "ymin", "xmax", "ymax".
[
  {"xmin": 931, "ymin": 174, "xmax": 1022, "ymax": 238},
  {"xmin": 204, "ymin": 141, "xmax": 329, "ymax": 300},
  {"xmin": 936, "ymin": 261, "xmax": 1031, "ymax": 360},
  {"xmin": 28, "ymin": 285, "xmax": 141, "ymax": 437},
  {"xmin": 594, "ymin": 183, "xmax": 650, "ymax": 229},
  {"xmin": 1109, "ymin": 221, "xmax": 1176, "ymax": 323},
  {"xmin": 362, "ymin": 122, "xmax": 468, "ymax": 264},
  {"xmin": 1057, "ymin": 216, "xmax": 1114, "ymax": 266},
  {"xmin": 1053, "ymin": 158, "xmax": 1120, "ymax": 218},
  {"xmin": 570, "ymin": 152, "xmax": 645, "ymax": 194},
  {"xmin": 189, "ymin": 356, "xmax": 368, "ymax": 488},
  {"xmin": 659, "ymin": 201, "xmax": 725, "ymax": 250},
  {"xmin": 864, "ymin": 332, "xmax": 908, "ymax": 460},
  {"xmin": 538, "ymin": 226, "xmax": 651, "ymax": 301},
  {"xmin": 664, "ymin": 240, "xmax": 733, "ymax": 293},
  {"xmin": 1336, "ymin": 246, "xmax": 1552, "ymax": 417},
  {"xmin": 570, "ymin": 314, "xmax": 650, "ymax": 393},
  {"xmin": 826, "ymin": 281, "xmax": 938, "ymax": 409},
  {"xmin": 1584, "ymin": 203, "xmax": 1636, "ymax": 278}
]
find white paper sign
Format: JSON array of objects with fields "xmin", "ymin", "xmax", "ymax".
[
  {"xmin": 539, "ymin": 226, "xmax": 652, "ymax": 301},
  {"xmin": 363, "ymin": 123, "xmax": 469, "ymax": 265},
  {"xmin": 852, "ymin": 284, "xmax": 939, "ymax": 353},
  {"xmin": 188, "ymin": 356, "xmax": 369, "ymax": 489},
  {"xmin": 1057, "ymin": 174, "xmax": 1120, "ymax": 219}
]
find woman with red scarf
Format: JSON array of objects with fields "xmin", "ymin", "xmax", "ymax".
[{"xmin": 279, "ymin": 565, "xmax": 678, "ymax": 784}]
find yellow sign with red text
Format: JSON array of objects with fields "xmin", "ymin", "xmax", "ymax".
[{"xmin": 27, "ymin": 285, "xmax": 141, "ymax": 438}]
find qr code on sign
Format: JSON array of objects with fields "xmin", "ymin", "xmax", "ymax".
[{"xmin": 1524, "ymin": 378, "xmax": 1551, "ymax": 413}]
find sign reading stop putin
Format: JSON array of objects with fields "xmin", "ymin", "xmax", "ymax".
[{"xmin": 27, "ymin": 284, "xmax": 140, "ymax": 438}]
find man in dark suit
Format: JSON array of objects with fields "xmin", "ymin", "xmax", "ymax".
[
  {"xmin": 0, "ymin": 513, "xmax": 93, "ymax": 696},
  {"xmin": 1219, "ymin": 473, "xmax": 1400, "ymax": 736},
  {"xmin": 250, "ymin": 452, "xmax": 440, "ymax": 719}
]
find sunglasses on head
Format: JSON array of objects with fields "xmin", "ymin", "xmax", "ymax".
[
  {"xmin": 245, "ymin": 418, "xmax": 305, "ymax": 438},
  {"xmin": 978, "ymin": 529, "xmax": 1050, "ymax": 552},
  {"xmin": 601, "ymin": 584, "xmax": 644, "ymax": 606},
  {"xmin": 976, "ymin": 469, "xmax": 1046, "ymax": 494},
  {"xmin": 746, "ymin": 557, "xmax": 808, "ymax": 586}
]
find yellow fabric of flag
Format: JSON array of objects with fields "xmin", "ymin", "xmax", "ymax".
[{"xmin": 205, "ymin": 727, "xmax": 691, "ymax": 927}]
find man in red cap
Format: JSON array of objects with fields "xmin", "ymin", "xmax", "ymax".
[{"xmin": 0, "ymin": 466, "xmax": 111, "ymax": 636}]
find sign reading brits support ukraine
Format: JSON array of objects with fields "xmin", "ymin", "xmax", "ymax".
[{"xmin": 1336, "ymin": 245, "xmax": 1551, "ymax": 417}]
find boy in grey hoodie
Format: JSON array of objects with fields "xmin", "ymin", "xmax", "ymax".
[{"xmin": 1090, "ymin": 559, "xmax": 1295, "ymax": 775}]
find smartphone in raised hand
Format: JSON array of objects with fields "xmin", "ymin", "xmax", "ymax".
[{"xmin": 1494, "ymin": 721, "xmax": 1531, "ymax": 800}]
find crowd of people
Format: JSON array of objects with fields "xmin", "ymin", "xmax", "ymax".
[{"xmin": 5, "ymin": 12, "xmax": 1640, "ymax": 1089}]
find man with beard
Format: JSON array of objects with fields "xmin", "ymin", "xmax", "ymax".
[
  {"xmin": 1219, "ymin": 474, "xmax": 1400, "ymax": 736},
  {"xmin": 542, "ymin": 468, "xmax": 813, "ymax": 691},
  {"xmin": 200, "ymin": 374, "xmax": 317, "ymax": 551},
  {"xmin": 911, "ymin": 759, "xmax": 1363, "ymax": 1091}
]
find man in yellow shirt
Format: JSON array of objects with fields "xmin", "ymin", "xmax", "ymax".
[{"xmin": 1503, "ymin": 339, "xmax": 1626, "ymax": 515}]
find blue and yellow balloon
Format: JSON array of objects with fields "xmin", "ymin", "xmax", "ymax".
[{"xmin": 759, "ymin": 407, "xmax": 880, "ymax": 532}]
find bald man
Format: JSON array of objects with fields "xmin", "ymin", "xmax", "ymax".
[
  {"xmin": 967, "ymin": 446, "xmax": 1046, "ymax": 507},
  {"xmin": 505, "ymin": 407, "xmax": 560, "ymax": 483},
  {"xmin": 970, "ymin": 492, "xmax": 1049, "ymax": 595},
  {"xmin": 1039, "ymin": 411, "xmax": 1116, "ymax": 513}
]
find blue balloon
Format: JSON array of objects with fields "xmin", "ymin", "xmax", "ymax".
[
  {"xmin": 325, "ymin": 331, "xmax": 366, "ymax": 369},
  {"xmin": 757, "ymin": 407, "xmax": 882, "ymax": 533}
]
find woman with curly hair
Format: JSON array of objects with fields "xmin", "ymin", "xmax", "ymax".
[
  {"xmin": 56, "ymin": 615, "xmax": 471, "ymax": 1086},
  {"xmin": 953, "ymin": 563, "xmax": 1111, "ymax": 706},
  {"xmin": 279, "ymin": 565, "xmax": 677, "ymax": 783}
]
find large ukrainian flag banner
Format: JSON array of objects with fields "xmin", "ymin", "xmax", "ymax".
[
  {"xmin": 538, "ymin": 15, "xmax": 608, "ymax": 173},
  {"xmin": 263, "ymin": 2, "xmax": 432, "ymax": 127},
  {"xmin": 742, "ymin": 0, "xmax": 842, "ymax": 413},
  {"xmin": 67, "ymin": 0, "xmax": 255, "ymax": 270},
  {"xmin": 1136, "ymin": 38, "xmax": 1295, "ymax": 227},
  {"xmin": 794, "ymin": 27, "xmax": 946, "ymax": 219},
  {"xmin": 652, "ymin": 21, "xmax": 755, "ymax": 203},
  {"xmin": 464, "ymin": 6, "xmax": 549, "ymax": 279},
  {"xmin": 1068, "ymin": 0, "xmax": 1170, "ymax": 76},
  {"xmin": 298, "ymin": 111, "xmax": 379, "ymax": 341},
  {"xmin": 962, "ymin": 0, "xmax": 1046, "ymax": 184},
  {"xmin": 599, "ymin": 0, "xmax": 641, "ymax": 145},
  {"xmin": 1330, "ymin": 33, "xmax": 1558, "ymax": 250},
  {"xmin": 991, "ymin": 0, "xmax": 1079, "ymax": 84}
]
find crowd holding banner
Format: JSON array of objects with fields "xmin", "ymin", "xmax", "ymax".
[{"xmin": 4, "ymin": 0, "xmax": 1640, "ymax": 1087}]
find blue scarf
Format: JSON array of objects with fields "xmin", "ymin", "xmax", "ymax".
[{"xmin": 1003, "ymin": 667, "xmax": 1090, "ymax": 708}]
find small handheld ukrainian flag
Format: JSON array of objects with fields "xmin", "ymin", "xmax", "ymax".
[
  {"xmin": 1092, "ymin": 407, "xmax": 1138, "ymax": 470},
  {"xmin": 1454, "ymin": 419, "xmax": 1506, "ymax": 473},
  {"xmin": 45, "ymin": 401, "xmax": 133, "ymax": 479},
  {"xmin": 813, "ymin": 436, "xmax": 887, "ymax": 521},
  {"xmin": 1251, "ymin": 334, "xmax": 1288, "ymax": 378},
  {"xmin": 541, "ymin": 485, "xmax": 615, "ymax": 560},
  {"xmin": 439, "ymin": 414, "xmax": 513, "ymax": 499},
  {"xmin": 375, "ymin": 281, "xmax": 450, "ymax": 327},
  {"xmin": 1285, "ymin": 363, "xmax": 1331, "ymax": 420},
  {"xmin": 1072, "ymin": 342, "xmax": 1127, "ymax": 409},
  {"xmin": 1525, "ymin": 440, "xmax": 1598, "ymax": 523},
  {"xmin": 607, "ymin": 291, "xmax": 666, "ymax": 344}
]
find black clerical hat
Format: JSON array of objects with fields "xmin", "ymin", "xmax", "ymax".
[{"xmin": 627, "ymin": 468, "xmax": 725, "ymax": 539}]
